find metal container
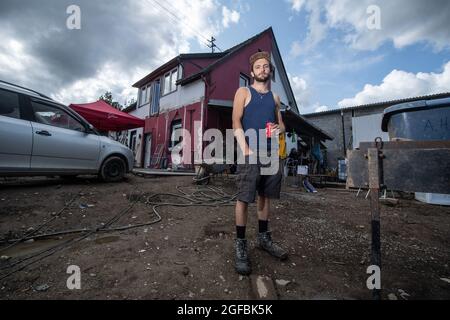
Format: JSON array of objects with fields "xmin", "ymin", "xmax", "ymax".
[{"xmin": 381, "ymin": 97, "xmax": 450, "ymax": 141}]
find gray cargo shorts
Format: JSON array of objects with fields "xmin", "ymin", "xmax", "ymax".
[{"xmin": 236, "ymin": 157, "xmax": 282, "ymax": 203}]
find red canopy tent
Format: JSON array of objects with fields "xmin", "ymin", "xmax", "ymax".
[{"xmin": 69, "ymin": 100, "xmax": 144, "ymax": 132}]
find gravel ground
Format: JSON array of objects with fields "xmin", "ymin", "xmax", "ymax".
[{"xmin": 0, "ymin": 174, "xmax": 449, "ymax": 300}]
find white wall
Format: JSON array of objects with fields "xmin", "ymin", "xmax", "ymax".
[
  {"xmin": 130, "ymin": 103, "xmax": 150, "ymax": 119},
  {"xmin": 352, "ymin": 113, "xmax": 389, "ymax": 149},
  {"xmin": 160, "ymin": 80, "xmax": 204, "ymax": 112}
]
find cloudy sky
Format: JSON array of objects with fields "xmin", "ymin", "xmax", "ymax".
[{"xmin": 1, "ymin": 0, "xmax": 449, "ymax": 114}]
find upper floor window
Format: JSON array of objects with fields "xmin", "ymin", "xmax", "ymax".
[
  {"xmin": 163, "ymin": 67, "xmax": 179, "ymax": 96},
  {"xmin": 239, "ymin": 73, "xmax": 250, "ymax": 88},
  {"xmin": 139, "ymin": 84, "xmax": 151, "ymax": 107},
  {"xmin": 150, "ymin": 80, "xmax": 161, "ymax": 116},
  {"xmin": 0, "ymin": 89, "xmax": 21, "ymax": 119}
]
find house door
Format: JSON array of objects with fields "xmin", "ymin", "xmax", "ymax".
[{"xmin": 144, "ymin": 134, "xmax": 152, "ymax": 168}]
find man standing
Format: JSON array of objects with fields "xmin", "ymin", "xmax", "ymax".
[{"xmin": 232, "ymin": 51, "xmax": 288, "ymax": 275}]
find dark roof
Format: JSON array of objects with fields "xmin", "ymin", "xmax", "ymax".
[
  {"xmin": 132, "ymin": 27, "xmax": 300, "ymax": 114},
  {"xmin": 177, "ymin": 27, "xmax": 300, "ymax": 115},
  {"xmin": 178, "ymin": 27, "xmax": 273, "ymax": 86},
  {"xmin": 122, "ymin": 101, "xmax": 137, "ymax": 113},
  {"xmin": 132, "ymin": 53, "xmax": 226, "ymax": 88},
  {"xmin": 303, "ymin": 92, "xmax": 450, "ymax": 117},
  {"xmin": 179, "ymin": 53, "xmax": 225, "ymax": 59},
  {"xmin": 283, "ymin": 109, "xmax": 333, "ymax": 141}
]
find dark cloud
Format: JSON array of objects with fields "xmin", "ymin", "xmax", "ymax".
[{"xmin": 0, "ymin": 0, "xmax": 176, "ymax": 100}]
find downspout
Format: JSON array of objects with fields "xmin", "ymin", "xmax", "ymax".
[
  {"xmin": 201, "ymin": 74, "xmax": 210, "ymax": 133},
  {"xmin": 200, "ymin": 74, "xmax": 210, "ymax": 163},
  {"xmin": 183, "ymin": 105, "xmax": 186, "ymax": 166},
  {"xmin": 341, "ymin": 109, "xmax": 346, "ymax": 157}
]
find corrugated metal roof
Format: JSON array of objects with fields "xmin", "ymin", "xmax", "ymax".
[{"xmin": 303, "ymin": 92, "xmax": 450, "ymax": 117}]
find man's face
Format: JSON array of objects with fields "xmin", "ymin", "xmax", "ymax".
[{"xmin": 251, "ymin": 58, "xmax": 271, "ymax": 83}]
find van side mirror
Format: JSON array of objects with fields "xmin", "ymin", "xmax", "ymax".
[{"xmin": 84, "ymin": 123, "xmax": 95, "ymax": 133}]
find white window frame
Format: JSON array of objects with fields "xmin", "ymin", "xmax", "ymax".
[
  {"xmin": 139, "ymin": 84, "xmax": 151, "ymax": 108},
  {"xmin": 162, "ymin": 67, "xmax": 179, "ymax": 96},
  {"xmin": 239, "ymin": 73, "xmax": 250, "ymax": 88},
  {"xmin": 145, "ymin": 85, "xmax": 151, "ymax": 105}
]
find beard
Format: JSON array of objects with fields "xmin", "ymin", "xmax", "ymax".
[{"xmin": 253, "ymin": 73, "xmax": 271, "ymax": 83}]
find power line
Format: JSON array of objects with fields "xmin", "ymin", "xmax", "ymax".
[
  {"xmin": 148, "ymin": 0, "xmax": 210, "ymax": 46},
  {"xmin": 153, "ymin": 0, "xmax": 211, "ymax": 43},
  {"xmin": 147, "ymin": 0, "xmax": 222, "ymax": 52},
  {"xmin": 157, "ymin": 1, "xmax": 224, "ymax": 52}
]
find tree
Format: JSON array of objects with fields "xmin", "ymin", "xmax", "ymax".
[
  {"xmin": 99, "ymin": 91, "xmax": 123, "ymax": 110},
  {"xmin": 123, "ymin": 98, "xmax": 136, "ymax": 110}
]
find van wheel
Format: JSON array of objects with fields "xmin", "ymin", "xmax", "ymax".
[{"xmin": 100, "ymin": 156, "xmax": 126, "ymax": 182}]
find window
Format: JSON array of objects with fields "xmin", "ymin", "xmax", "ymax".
[
  {"xmin": 163, "ymin": 67, "xmax": 179, "ymax": 95},
  {"xmin": 239, "ymin": 73, "xmax": 250, "ymax": 88},
  {"xmin": 171, "ymin": 68, "xmax": 178, "ymax": 90},
  {"xmin": 163, "ymin": 73, "xmax": 171, "ymax": 95},
  {"xmin": 146, "ymin": 85, "xmax": 152, "ymax": 104},
  {"xmin": 139, "ymin": 87, "xmax": 146, "ymax": 107},
  {"xmin": 169, "ymin": 119, "xmax": 182, "ymax": 149},
  {"xmin": 150, "ymin": 81, "xmax": 161, "ymax": 116},
  {"xmin": 32, "ymin": 101, "xmax": 85, "ymax": 132},
  {"xmin": 0, "ymin": 89, "xmax": 21, "ymax": 119},
  {"xmin": 139, "ymin": 85, "xmax": 151, "ymax": 107}
]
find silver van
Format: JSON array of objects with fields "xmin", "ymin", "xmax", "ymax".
[{"xmin": 0, "ymin": 80, "xmax": 134, "ymax": 182}]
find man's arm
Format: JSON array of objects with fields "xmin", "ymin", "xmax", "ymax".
[{"xmin": 232, "ymin": 87, "xmax": 252, "ymax": 156}]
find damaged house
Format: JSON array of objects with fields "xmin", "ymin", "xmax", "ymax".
[{"xmin": 125, "ymin": 27, "xmax": 332, "ymax": 170}]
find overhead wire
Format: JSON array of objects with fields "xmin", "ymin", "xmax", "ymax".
[{"xmin": 147, "ymin": 0, "xmax": 223, "ymax": 52}]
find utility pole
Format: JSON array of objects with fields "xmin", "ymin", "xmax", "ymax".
[{"xmin": 207, "ymin": 36, "xmax": 217, "ymax": 53}]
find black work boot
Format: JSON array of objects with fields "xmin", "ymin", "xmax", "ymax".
[
  {"xmin": 235, "ymin": 238, "xmax": 251, "ymax": 275},
  {"xmin": 257, "ymin": 231, "xmax": 288, "ymax": 260}
]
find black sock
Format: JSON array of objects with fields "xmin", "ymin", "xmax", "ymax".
[
  {"xmin": 258, "ymin": 220, "xmax": 268, "ymax": 233},
  {"xmin": 236, "ymin": 225, "xmax": 246, "ymax": 239}
]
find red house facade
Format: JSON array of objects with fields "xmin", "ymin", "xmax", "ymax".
[{"xmin": 127, "ymin": 27, "xmax": 332, "ymax": 169}]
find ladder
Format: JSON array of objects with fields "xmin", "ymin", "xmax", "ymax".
[{"xmin": 151, "ymin": 144, "xmax": 165, "ymax": 168}]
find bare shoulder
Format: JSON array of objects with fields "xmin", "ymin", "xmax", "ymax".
[
  {"xmin": 235, "ymin": 86, "xmax": 249, "ymax": 98},
  {"xmin": 234, "ymin": 87, "xmax": 251, "ymax": 107}
]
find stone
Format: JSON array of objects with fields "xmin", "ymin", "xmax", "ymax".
[
  {"xmin": 250, "ymin": 275, "xmax": 277, "ymax": 300},
  {"xmin": 275, "ymin": 279, "xmax": 291, "ymax": 286},
  {"xmin": 35, "ymin": 284, "xmax": 50, "ymax": 292},
  {"xmin": 440, "ymin": 278, "xmax": 450, "ymax": 284},
  {"xmin": 388, "ymin": 293, "xmax": 398, "ymax": 300}
]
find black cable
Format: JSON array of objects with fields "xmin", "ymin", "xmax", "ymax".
[
  {"xmin": 0, "ymin": 185, "xmax": 237, "ymax": 280},
  {"xmin": 0, "ymin": 191, "xmax": 82, "ymax": 254}
]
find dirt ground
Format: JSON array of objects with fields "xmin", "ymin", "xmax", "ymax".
[{"xmin": 0, "ymin": 173, "xmax": 449, "ymax": 300}]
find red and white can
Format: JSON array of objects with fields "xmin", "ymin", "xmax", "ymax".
[{"xmin": 265, "ymin": 122, "xmax": 272, "ymax": 138}]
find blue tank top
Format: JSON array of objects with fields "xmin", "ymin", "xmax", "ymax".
[{"xmin": 242, "ymin": 86, "xmax": 276, "ymax": 153}]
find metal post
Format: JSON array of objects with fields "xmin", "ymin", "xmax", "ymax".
[{"xmin": 368, "ymin": 148, "xmax": 381, "ymax": 300}]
